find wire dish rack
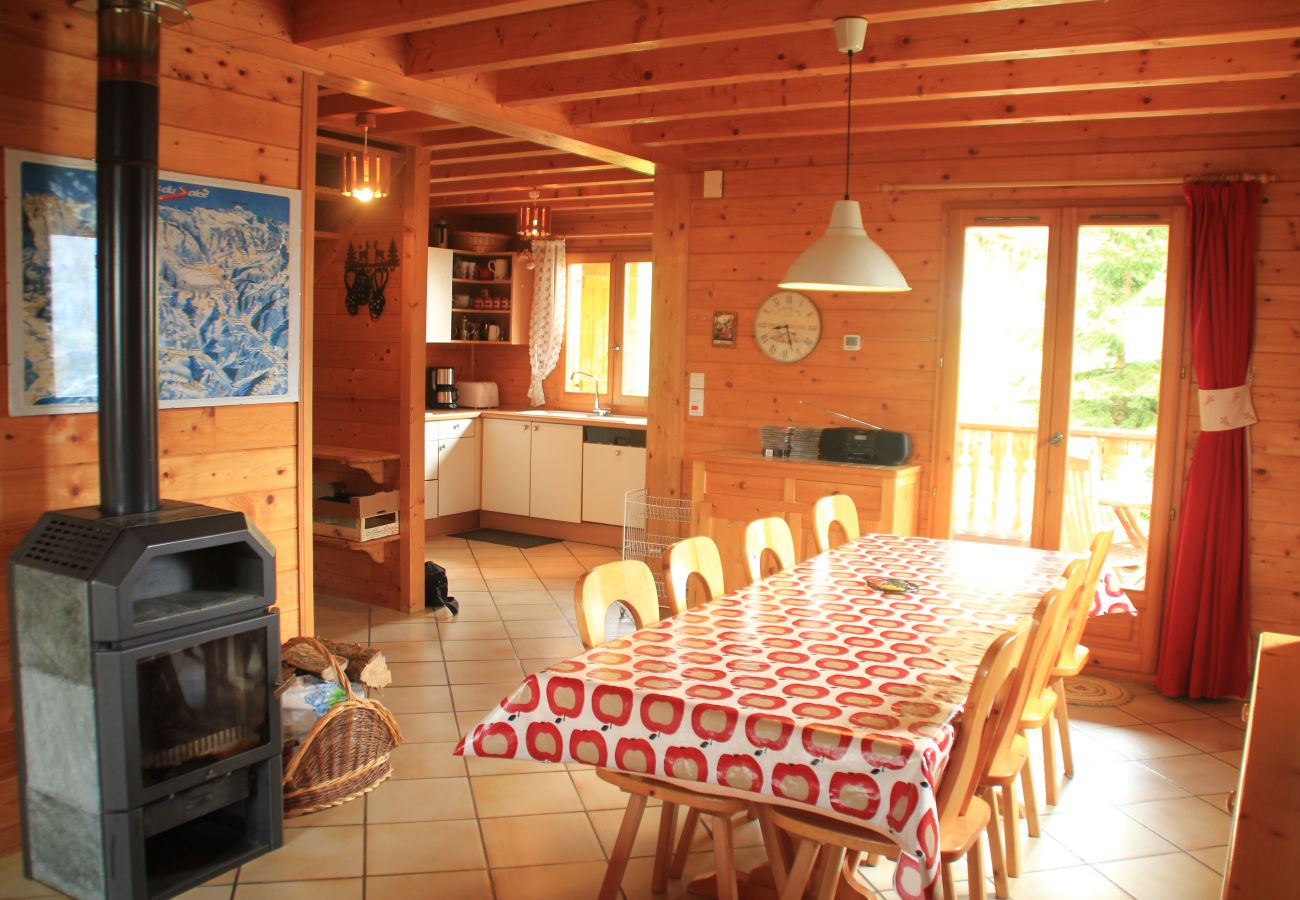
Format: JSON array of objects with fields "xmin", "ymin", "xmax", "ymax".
[{"xmin": 622, "ymin": 490, "xmax": 693, "ymax": 599}]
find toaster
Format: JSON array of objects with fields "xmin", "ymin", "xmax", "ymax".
[{"xmin": 457, "ymin": 381, "xmax": 499, "ymax": 409}]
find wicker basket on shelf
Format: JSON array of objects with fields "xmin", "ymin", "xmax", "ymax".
[
  {"xmin": 281, "ymin": 636, "xmax": 403, "ymax": 817},
  {"xmin": 450, "ymin": 230, "xmax": 511, "ymax": 252}
]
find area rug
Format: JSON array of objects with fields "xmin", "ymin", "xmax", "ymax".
[
  {"xmin": 1063, "ymin": 675, "xmax": 1133, "ymax": 708},
  {"xmin": 449, "ymin": 528, "xmax": 559, "ymax": 548}
]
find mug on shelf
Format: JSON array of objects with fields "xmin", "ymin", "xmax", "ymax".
[
  {"xmin": 455, "ymin": 260, "xmax": 475, "ymax": 279},
  {"xmin": 486, "ymin": 324, "xmax": 502, "ymax": 341},
  {"xmin": 489, "ymin": 258, "xmax": 510, "ymax": 280}
]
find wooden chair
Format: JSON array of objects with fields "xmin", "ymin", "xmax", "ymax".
[
  {"xmin": 761, "ymin": 623, "xmax": 1027, "ymax": 900},
  {"xmin": 575, "ymin": 560, "xmax": 747, "ymax": 900},
  {"xmin": 812, "ymin": 494, "xmax": 860, "ymax": 553},
  {"xmin": 663, "ymin": 535, "xmax": 727, "ymax": 615},
  {"xmin": 978, "ymin": 562, "xmax": 1083, "ymax": 883},
  {"xmin": 743, "ymin": 516, "xmax": 796, "ymax": 583},
  {"xmin": 1050, "ymin": 530, "xmax": 1113, "ymax": 784},
  {"xmin": 1062, "ymin": 455, "xmax": 1144, "ymax": 565}
]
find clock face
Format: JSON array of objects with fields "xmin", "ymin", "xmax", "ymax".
[{"xmin": 754, "ymin": 291, "xmax": 821, "ymax": 363}]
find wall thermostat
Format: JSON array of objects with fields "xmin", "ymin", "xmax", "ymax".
[{"xmin": 843, "ymin": 334, "xmax": 862, "ymax": 351}]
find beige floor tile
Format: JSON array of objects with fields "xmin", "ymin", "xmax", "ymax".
[
  {"xmin": 446, "ymin": 577, "xmax": 489, "ymax": 592},
  {"xmin": 366, "ymin": 820, "xmax": 487, "ymax": 876},
  {"xmin": 238, "ymin": 825, "xmax": 364, "ymax": 882},
  {"xmin": 497, "ymin": 603, "xmax": 569, "ymax": 621},
  {"xmin": 365, "ymin": 870, "xmax": 492, "ymax": 900},
  {"xmin": 1040, "ymin": 805, "xmax": 1177, "ymax": 862},
  {"xmin": 1056, "ymin": 759, "xmax": 1188, "ymax": 805},
  {"xmin": 233, "ymin": 879, "xmax": 362, "ymax": 899},
  {"xmin": 511, "ymin": 636, "xmax": 585, "ymax": 658},
  {"xmin": 1082, "ymin": 724, "xmax": 1203, "ymax": 760},
  {"xmin": 1178, "ymin": 698, "xmax": 1247, "ymax": 719},
  {"xmin": 441, "ymin": 639, "xmax": 519, "ymax": 661},
  {"xmin": 387, "ymin": 661, "xmax": 449, "ymax": 686},
  {"xmin": 1188, "ymin": 844, "xmax": 1228, "ymax": 875},
  {"xmin": 388, "ymin": 740, "xmax": 467, "ymax": 780},
  {"xmin": 394, "ymin": 712, "xmax": 461, "ymax": 743},
  {"xmin": 317, "ymin": 621, "xmax": 369, "ymax": 642},
  {"xmin": 1017, "ymin": 831, "xmax": 1085, "ymax": 872},
  {"xmin": 528, "ymin": 562, "xmax": 587, "ymax": 576},
  {"xmin": 1155, "ymin": 718, "xmax": 1246, "ymax": 753},
  {"xmin": 521, "ymin": 656, "xmax": 567, "ymax": 675},
  {"xmin": 465, "ymin": 754, "xmax": 557, "ymax": 776},
  {"xmin": 472, "ymin": 771, "xmax": 585, "ymax": 817},
  {"xmin": 378, "ymin": 684, "xmax": 454, "ymax": 714},
  {"xmin": 372, "ymin": 641, "xmax": 443, "ymax": 662},
  {"xmin": 458, "ymin": 708, "xmax": 496, "ymax": 734},
  {"xmin": 368, "ymin": 622, "xmax": 441, "ymax": 643},
  {"xmin": 589, "ymin": 805, "xmax": 685, "ymax": 859},
  {"xmin": 1119, "ymin": 796, "xmax": 1232, "ymax": 850},
  {"xmin": 504, "ymin": 618, "xmax": 577, "ymax": 639},
  {"xmin": 571, "ymin": 768, "xmax": 637, "ymax": 810},
  {"xmin": 1055, "ymin": 727, "xmax": 1130, "ymax": 767},
  {"xmin": 480, "ymin": 812, "xmax": 605, "ymax": 868},
  {"xmin": 492, "ymin": 861, "xmax": 609, "ymax": 900},
  {"xmin": 1211, "ymin": 749, "xmax": 1242, "ymax": 768},
  {"xmin": 177, "ymin": 888, "xmax": 232, "ymax": 900},
  {"xmin": 437, "ymin": 620, "xmax": 511, "ymax": 641},
  {"xmin": 368, "ymin": 775, "xmax": 477, "ymax": 823},
  {"xmin": 490, "ymin": 589, "xmax": 562, "ymax": 604},
  {"xmin": 284, "ymin": 795, "xmax": 365, "ymax": 828},
  {"xmin": 1118, "ymin": 693, "xmax": 1211, "ymax": 724},
  {"xmin": 486, "ymin": 577, "xmax": 547, "ymax": 591},
  {"xmin": 446, "ymin": 658, "xmax": 525, "ymax": 684},
  {"xmin": 1095, "ymin": 851, "xmax": 1222, "ymax": 899},
  {"xmin": 1068, "ymin": 706, "xmax": 1145, "ymax": 730},
  {"xmin": 451, "ymin": 680, "xmax": 523, "ymax": 710},
  {"xmin": 620, "ymin": 848, "xmax": 764, "ymax": 900},
  {"xmin": 0, "ymin": 853, "xmax": 59, "ymax": 898},
  {"xmin": 996, "ymin": 865, "xmax": 1133, "ymax": 900},
  {"xmin": 540, "ymin": 577, "xmax": 580, "ymax": 591},
  {"xmin": 1197, "ymin": 792, "xmax": 1232, "ymax": 814},
  {"xmin": 479, "ymin": 566, "xmax": 538, "ymax": 578},
  {"xmin": 1141, "ymin": 754, "xmax": 1242, "ymax": 795}
]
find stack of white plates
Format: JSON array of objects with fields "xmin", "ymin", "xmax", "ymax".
[
  {"xmin": 759, "ymin": 425, "xmax": 792, "ymax": 454},
  {"xmin": 790, "ymin": 427, "xmax": 823, "ymax": 460}
]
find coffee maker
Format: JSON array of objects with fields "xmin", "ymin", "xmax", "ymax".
[{"xmin": 428, "ymin": 366, "xmax": 458, "ymax": 409}]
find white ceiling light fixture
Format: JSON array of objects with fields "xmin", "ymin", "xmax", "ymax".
[{"xmin": 778, "ymin": 17, "xmax": 910, "ymax": 294}]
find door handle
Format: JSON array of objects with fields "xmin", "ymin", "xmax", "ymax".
[{"xmin": 1048, "ymin": 431, "xmax": 1064, "ymax": 445}]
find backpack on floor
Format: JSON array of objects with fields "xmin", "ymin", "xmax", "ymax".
[{"xmin": 423, "ymin": 561, "xmax": 459, "ymax": 615}]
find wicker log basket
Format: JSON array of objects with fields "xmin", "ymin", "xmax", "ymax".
[
  {"xmin": 281, "ymin": 636, "xmax": 403, "ymax": 817},
  {"xmin": 450, "ymin": 230, "xmax": 510, "ymax": 253}
]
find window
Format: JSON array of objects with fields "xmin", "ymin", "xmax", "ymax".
[{"xmin": 562, "ymin": 253, "xmax": 652, "ymax": 409}]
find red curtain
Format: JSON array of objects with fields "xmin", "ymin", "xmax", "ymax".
[{"xmin": 1156, "ymin": 181, "xmax": 1260, "ymax": 699}]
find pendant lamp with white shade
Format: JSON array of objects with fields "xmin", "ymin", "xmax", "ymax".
[{"xmin": 779, "ymin": 18, "xmax": 910, "ymax": 294}]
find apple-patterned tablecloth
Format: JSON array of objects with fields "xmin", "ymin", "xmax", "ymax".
[{"xmin": 457, "ymin": 534, "xmax": 1136, "ymax": 899}]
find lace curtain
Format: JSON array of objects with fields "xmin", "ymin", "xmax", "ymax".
[{"xmin": 527, "ymin": 239, "xmax": 566, "ymax": 406}]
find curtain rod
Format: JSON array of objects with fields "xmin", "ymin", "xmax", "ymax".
[{"xmin": 880, "ymin": 173, "xmax": 1277, "ymax": 192}]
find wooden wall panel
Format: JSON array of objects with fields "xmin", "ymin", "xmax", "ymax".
[
  {"xmin": 0, "ymin": 4, "xmax": 306, "ymax": 856},
  {"xmin": 681, "ymin": 133, "xmax": 1300, "ymax": 659}
]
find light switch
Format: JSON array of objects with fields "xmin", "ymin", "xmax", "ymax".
[
  {"xmin": 689, "ymin": 372, "xmax": 705, "ymax": 389},
  {"xmin": 688, "ymin": 388, "xmax": 705, "ymax": 416}
]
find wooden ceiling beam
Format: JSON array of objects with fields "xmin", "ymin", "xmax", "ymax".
[
  {"xmin": 428, "ymin": 172, "xmax": 654, "ymax": 196},
  {"xmin": 427, "ymin": 143, "xmax": 561, "ymax": 164},
  {"xmin": 633, "ymin": 77, "xmax": 1300, "ymax": 145},
  {"xmin": 433, "ymin": 184, "xmax": 656, "ymax": 205},
  {"xmin": 371, "ymin": 111, "xmax": 464, "ymax": 134},
  {"xmin": 439, "ymin": 196, "xmax": 655, "ymax": 213},
  {"xmin": 431, "ymin": 154, "xmax": 622, "ymax": 182},
  {"xmin": 292, "ymin": 0, "xmax": 592, "ymax": 49},
  {"xmin": 411, "ymin": 128, "xmax": 520, "ymax": 149},
  {"xmin": 316, "ymin": 93, "xmax": 400, "ymax": 119},
  {"xmin": 496, "ymin": 0, "xmax": 1300, "ymax": 104},
  {"xmin": 569, "ymin": 39, "xmax": 1300, "ymax": 127},
  {"xmin": 405, "ymin": 0, "xmax": 1089, "ymax": 78}
]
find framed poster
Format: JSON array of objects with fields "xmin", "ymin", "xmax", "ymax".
[
  {"xmin": 5, "ymin": 149, "xmax": 301, "ymax": 416},
  {"xmin": 711, "ymin": 310, "xmax": 737, "ymax": 347}
]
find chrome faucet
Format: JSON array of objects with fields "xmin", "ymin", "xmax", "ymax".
[{"xmin": 571, "ymin": 371, "xmax": 609, "ymax": 416}]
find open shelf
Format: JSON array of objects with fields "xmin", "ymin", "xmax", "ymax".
[{"xmin": 312, "ymin": 533, "xmax": 399, "ymax": 564}]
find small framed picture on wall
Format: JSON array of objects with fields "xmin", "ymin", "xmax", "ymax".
[{"xmin": 711, "ymin": 310, "xmax": 737, "ymax": 347}]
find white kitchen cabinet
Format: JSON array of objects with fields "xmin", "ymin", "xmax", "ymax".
[
  {"xmin": 582, "ymin": 444, "xmax": 646, "ymax": 526},
  {"xmin": 482, "ymin": 418, "xmax": 583, "ymax": 522},
  {"xmin": 426, "ymin": 248, "xmax": 453, "ymax": 342},
  {"xmin": 530, "ymin": 422, "xmax": 584, "ymax": 523},
  {"xmin": 482, "ymin": 418, "xmax": 532, "ymax": 516},
  {"xmin": 437, "ymin": 418, "xmax": 479, "ymax": 516}
]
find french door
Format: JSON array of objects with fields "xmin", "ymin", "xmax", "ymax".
[{"xmin": 937, "ymin": 205, "xmax": 1189, "ymax": 672}]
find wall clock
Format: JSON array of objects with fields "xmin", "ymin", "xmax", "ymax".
[{"xmin": 754, "ymin": 291, "xmax": 821, "ymax": 362}]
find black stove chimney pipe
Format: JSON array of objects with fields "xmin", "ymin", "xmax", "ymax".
[{"xmin": 91, "ymin": 0, "xmax": 189, "ymax": 516}]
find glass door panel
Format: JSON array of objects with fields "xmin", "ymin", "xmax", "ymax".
[
  {"xmin": 951, "ymin": 224, "xmax": 1051, "ymax": 544},
  {"xmin": 564, "ymin": 262, "xmax": 611, "ymax": 392},
  {"xmin": 619, "ymin": 261, "xmax": 652, "ymax": 399}
]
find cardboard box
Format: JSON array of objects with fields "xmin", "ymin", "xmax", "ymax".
[{"xmin": 313, "ymin": 489, "xmax": 400, "ymax": 542}]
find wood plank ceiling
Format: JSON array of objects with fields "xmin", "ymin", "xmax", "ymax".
[{"xmin": 298, "ymin": 0, "xmax": 1300, "ymax": 244}]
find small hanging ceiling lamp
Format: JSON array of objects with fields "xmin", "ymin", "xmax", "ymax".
[
  {"xmin": 517, "ymin": 189, "xmax": 551, "ymax": 239},
  {"xmin": 341, "ymin": 113, "xmax": 388, "ymax": 203},
  {"xmin": 778, "ymin": 18, "xmax": 910, "ymax": 294}
]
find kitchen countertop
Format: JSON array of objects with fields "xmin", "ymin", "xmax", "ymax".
[{"xmin": 425, "ymin": 408, "xmax": 648, "ymax": 429}]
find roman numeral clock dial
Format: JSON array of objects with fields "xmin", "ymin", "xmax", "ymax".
[{"xmin": 754, "ymin": 291, "xmax": 821, "ymax": 363}]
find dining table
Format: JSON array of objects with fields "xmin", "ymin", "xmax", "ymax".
[{"xmin": 456, "ymin": 533, "xmax": 1137, "ymax": 900}]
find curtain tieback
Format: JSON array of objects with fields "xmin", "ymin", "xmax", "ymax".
[{"xmin": 1197, "ymin": 380, "xmax": 1257, "ymax": 432}]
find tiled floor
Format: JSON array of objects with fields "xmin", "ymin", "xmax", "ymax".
[{"xmin": 0, "ymin": 536, "xmax": 1244, "ymax": 899}]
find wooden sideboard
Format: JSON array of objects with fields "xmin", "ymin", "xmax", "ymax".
[
  {"xmin": 1222, "ymin": 632, "xmax": 1300, "ymax": 898},
  {"xmin": 689, "ymin": 451, "xmax": 921, "ymax": 591}
]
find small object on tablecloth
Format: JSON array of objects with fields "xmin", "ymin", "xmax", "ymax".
[{"xmin": 866, "ymin": 576, "xmax": 921, "ymax": 594}]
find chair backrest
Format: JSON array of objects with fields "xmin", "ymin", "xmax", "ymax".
[
  {"xmin": 935, "ymin": 624, "xmax": 1028, "ymax": 821},
  {"xmin": 981, "ymin": 562, "xmax": 1083, "ymax": 777},
  {"xmin": 1061, "ymin": 454, "xmax": 1110, "ymax": 554},
  {"xmin": 1057, "ymin": 530, "xmax": 1113, "ymax": 665},
  {"xmin": 812, "ymin": 494, "xmax": 861, "ymax": 554},
  {"xmin": 663, "ymin": 535, "xmax": 726, "ymax": 615},
  {"xmin": 743, "ymin": 516, "xmax": 796, "ymax": 583},
  {"xmin": 574, "ymin": 559, "xmax": 661, "ymax": 649}
]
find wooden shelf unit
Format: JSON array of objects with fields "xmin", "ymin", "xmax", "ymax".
[{"xmin": 428, "ymin": 247, "xmax": 532, "ymax": 345}]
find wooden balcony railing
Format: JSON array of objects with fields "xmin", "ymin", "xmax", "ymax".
[{"xmin": 952, "ymin": 422, "xmax": 1157, "ymax": 543}]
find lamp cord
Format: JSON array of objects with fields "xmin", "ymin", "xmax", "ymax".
[{"xmin": 844, "ymin": 49, "xmax": 854, "ymax": 201}]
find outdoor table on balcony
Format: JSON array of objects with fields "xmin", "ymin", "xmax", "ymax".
[{"xmin": 456, "ymin": 533, "xmax": 1136, "ymax": 900}]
